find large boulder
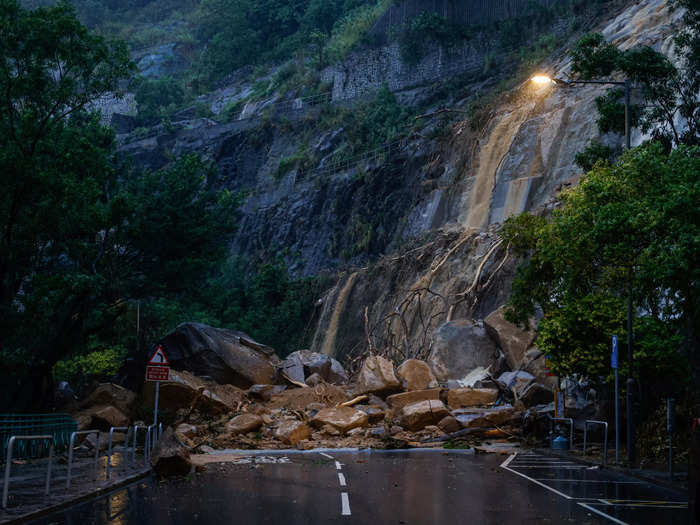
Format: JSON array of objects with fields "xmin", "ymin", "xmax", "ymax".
[
  {"xmin": 226, "ymin": 414, "xmax": 263, "ymax": 435},
  {"xmin": 311, "ymin": 407, "xmax": 369, "ymax": 433},
  {"xmin": 157, "ymin": 322, "xmax": 280, "ymax": 387},
  {"xmin": 484, "ymin": 306, "xmax": 536, "ymax": 369},
  {"xmin": 151, "ymin": 427, "xmax": 193, "ymax": 477},
  {"xmin": 87, "ymin": 406, "xmax": 129, "ymax": 430},
  {"xmin": 386, "ymin": 389, "xmax": 442, "ymax": 409},
  {"xmin": 81, "ymin": 384, "xmax": 136, "ymax": 416},
  {"xmin": 354, "ymin": 355, "xmax": 401, "ymax": 395},
  {"xmin": 274, "ymin": 420, "xmax": 312, "ymax": 445},
  {"xmin": 396, "ymin": 359, "xmax": 438, "ymax": 391},
  {"xmin": 156, "ymin": 370, "xmax": 232, "ymax": 415},
  {"xmin": 280, "ymin": 350, "xmax": 348, "ymax": 386},
  {"xmin": 520, "ymin": 347, "xmax": 558, "ymax": 389},
  {"xmin": 447, "ymin": 388, "xmax": 499, "ymax": 409},
  {"xmin": 399, "ymin": 400, "xmax": 449, "ymax": 431},
  {"xmin": 428, "ymin": 320, "xmax": 502, "ymax": 382}
]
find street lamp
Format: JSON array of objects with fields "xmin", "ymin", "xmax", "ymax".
[
  {"xmin": 532, "ymin": 74, "xmax": 636, "ymax": 466},
  {"xmin": 530, "ymin": 75, "xmax": 631, "ymax": 149}
]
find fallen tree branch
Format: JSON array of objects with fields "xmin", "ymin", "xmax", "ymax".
[{"xmin": 339, "ymin": 395, "xmax": 368, "ymax": 407}]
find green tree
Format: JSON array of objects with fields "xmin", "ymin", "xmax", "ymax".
[
  {"xmin": 0, "ymin": 1, "xmax": 240, "ymax": 408},
  {"xmin": 502, "ymin": 144, "xmax": 699, "ymax": 386},
  {"xmin": 571, "ymin": 22, "xmax": 699, "ymax": 146}
]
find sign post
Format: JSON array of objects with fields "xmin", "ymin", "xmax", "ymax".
[
  {"xmin": 612, "ymin": 335, "xmax": 619, "ymax": 464},
  {"xmin": 146, "ymin": 345, "xmax": 170, "ymax": 428},
  {"xmin": 667, "ymin": 398, "xmax": 675, "ymax": 480}
]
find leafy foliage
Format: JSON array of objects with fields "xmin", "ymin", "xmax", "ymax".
[
  {"xmin": 574, "ymin": 141, "xmax": 615, "ymax": 172},
  {"xmin": 397, "ymin": 11, "xmax": 468, "ymax": 65},
  {"xmin": 502, "ymin": 144, "xmax": 700, "ymax": 387},
  {"xmin": 571, "ymin": 24, "xmax": 700, "ymax": 146}
]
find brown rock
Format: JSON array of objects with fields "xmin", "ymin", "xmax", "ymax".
[
  {"xmin": 311, "ymin": 407, "xmax": 369, "ymax": 433},
  {"xmin": 157, "ymin": 370, "xmax": 231, "ymax": 415},
  {"xmin": 81, "ymin": 384, "xmax": 136, "ymax": 415},
  {"xmin": 226, "ymin": 414, "xmax": 263, "ymax": 435},
  {"xmin": 396, "ymin": 359, "xmax": 438, "ymax": 391},
  {"xmin": 454, "ymin": 406, "xmax": 521, "ymax": 428},
  {"xmin": 151, "ymin": 428, "xmax": 192, "ymax": 477},
  {"xmin": 484, "ymin": 306, "xmax": 536, "ymax": 369},
  {"xmin": 274, "ymin": 420, "xmax": 312, "ymax": 445},
  {"xmin": 447, "ymin": 388, "xmax": 499, "ymax": 408},
  {"xmin": 399, "ymin": 400, "xmax": 449, "ymax": 431},
  {"xmin": 248, "ymin": 384, "xmax": 287, "ymax": 402},
  {"xmin": 386, "ymin": 388, "xmax": 442, "ymax": 409},
  {"xmin": 358, "ymin": 406, "xmax": 385, "ymax": 424},
  {"xmin": 91, "ymin": 406, "xmax": 129, "ymax": 430},
  {"xmin": 354, "ymin": 355, "xmax": 401, "ymax": 395},
  {"xmin": 437, "ymin": 416, "xmax": 460, "ymax": 434},
  {"xmin": 175, "ymin": 423, "xmax": 197, "ymax": 440}
]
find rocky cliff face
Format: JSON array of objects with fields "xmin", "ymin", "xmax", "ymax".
[
  {"xmin": 308, "ymin": 0, "xmax": 682, "ymax": 365},
  {"xmin": 113, "ymin": 0, "xmax": 681, "ymax": 365}
]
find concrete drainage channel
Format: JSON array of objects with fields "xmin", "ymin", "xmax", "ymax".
[{"xmin": 0, "ymin": 424, "xmax": 162, "ymax": 524}]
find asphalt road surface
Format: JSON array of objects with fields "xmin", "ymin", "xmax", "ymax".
[{"xmin": 29, "ymin": 449, "xmax": 690, "ymax": 525}]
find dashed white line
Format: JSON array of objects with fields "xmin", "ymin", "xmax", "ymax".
[
  {"xmin": 319, "ymin": 452, "xmax": 334, "ymax": 459},
  {"xmin": 335, "ymin": 461, "xmax": 343, "ymax": 470},
  {"xmin": 338, "ymin": 473, "xmax": 346, "ymax": 486},
  {"xmin": 341, "ymin": 492, "xmax": 351, "ymax": 515}
]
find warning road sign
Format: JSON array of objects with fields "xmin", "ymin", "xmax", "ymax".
[
  {"xmin": 148, "ymin": 345, "xmax": 170, "ymax": 366},
  {"xmin": 146, "ymin": 366, "xmax": 170, "ymax": 382}
]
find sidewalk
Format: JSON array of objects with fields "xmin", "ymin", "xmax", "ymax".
[{"xmin": 0, "ymin": 448, "xmax": 151, "ymax": 525}]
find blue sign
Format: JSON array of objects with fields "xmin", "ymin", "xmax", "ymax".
[{"xmin": 611, "ymin": 335, "xmax": 618, "ymax": 369}]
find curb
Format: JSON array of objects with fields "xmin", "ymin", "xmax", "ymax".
[
  {"xmin": 537, "ymin": 448, "xmax": 687, "ymax": 495},
  {"xmin": 0, "ymin": 469, "xmax": 152, "ymax": 525}
]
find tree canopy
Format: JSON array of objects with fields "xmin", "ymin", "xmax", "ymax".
[{"xmin": 501, "ymin": 144, "xmax": 699, "ymax": 389}]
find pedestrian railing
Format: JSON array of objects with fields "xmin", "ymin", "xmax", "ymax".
[
  {"xmin": 0, "ymin": 414, "xmax": 76, "ymax": 461},
  {"xmin": 583, "ymin": 420, "xmax": 609, "ymax": 466},
  {"xmin": 2, "ymin": 435, "xmax": 54, "ymax": 509},
  {"xmin": 2, "ymin": 423, "xmax": 164, "ymax": 510},
  {"xmin": 66, "ymin": 430, "xmax": 100, "ymax": 489}
]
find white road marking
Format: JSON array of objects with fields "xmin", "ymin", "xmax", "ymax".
[
  {"xmin": 338, "ymin": 473, "xmax": 346, "ymax": 486},
  {"xmin": 500, "ymin": 454, "xmax": 572, "ymax": 500},
  {"xmin": 534, "ymin": 479, "xmax": 642, "ymax": 484},
  {"xmin": 341, "ymin": 492, "xmax": 351, "ymax": 516},
  {"xmin": 578, "ymin": 503, "xmax": 630, "ymax": 525},
  {"xmin": 335, "ymin": 461, "xmax": 343, "ymax": 470},
  {"xmin": 319, "ymin": 452, "xmax": 334, "ymax": 459}
]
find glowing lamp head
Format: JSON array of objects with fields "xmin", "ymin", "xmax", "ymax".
[{"xmin": 531, "ymin": 75, "xmax": 554, "ymax": 85}]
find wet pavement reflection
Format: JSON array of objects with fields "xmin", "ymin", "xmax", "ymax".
[{"xmin": 28, "ymin": 450, "xmax": 691, "ymax": 525}]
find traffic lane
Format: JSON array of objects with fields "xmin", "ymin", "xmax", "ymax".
[
  {"xmin": 334, "ymin": 449, "xmax": 607, "ymax": 524},
  {"xmin": 505, "ymin": 452, "xmax": 690, "ymax": 524},
  {"xmin": 28, "ymin": 455, "xmax": 345, "ymax": 525}
]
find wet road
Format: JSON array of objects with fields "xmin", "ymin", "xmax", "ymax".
[{"xmin": 28, "ymin": 449, "xmax": 690, "ymax": 525}]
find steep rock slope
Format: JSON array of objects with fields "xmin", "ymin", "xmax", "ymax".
[{"xmin": 309, "ymin": 0, "xmax": 683, "ymax": 365}]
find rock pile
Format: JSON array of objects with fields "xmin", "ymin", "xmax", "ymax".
[{"xmin": 74, "ymin": 316, "xmax": 579, "ymax": 471}]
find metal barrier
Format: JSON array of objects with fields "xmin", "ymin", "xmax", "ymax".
[
  {"xmin": 66, "ymin": 430, "xmax": 100, "ymax": 489},
  {"xmin": 106, "ymin": 426, "xmax": 131, "ymax": 480},
  {"xmin": 583, "ymin": 420, "xmax": 609, "ymax": 466},
  {"xmin": 549, "ymin": 417, "xmax": 574, "ymax": 447},
  {"xmin": 2, "ymin": 435, "xmax": 54, "ymax": 509},
  {"xmin": 0, "ymin": 414, "xmax": 76, "ymax": 460},
  {"xmin": 130, "ymin": 426, "xmax": 149, "ymax": 466}
]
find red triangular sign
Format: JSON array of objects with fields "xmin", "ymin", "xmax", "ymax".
[{"xmin": 148, "ymin": 345, "xmax": 170, "ymax": 366}]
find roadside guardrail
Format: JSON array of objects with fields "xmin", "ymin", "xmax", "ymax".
[
  {"xmin": 583, "ymin": 420, "xmax": 609, "ymax": 466},
  {"xmin": 2, "ymin": 435, "xmax": 54, "ymax": 509}
]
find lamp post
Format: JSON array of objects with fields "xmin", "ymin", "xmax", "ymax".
[{"xmin": 531, "ymin": 74, "xmax": 635, "ymax": 466}]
